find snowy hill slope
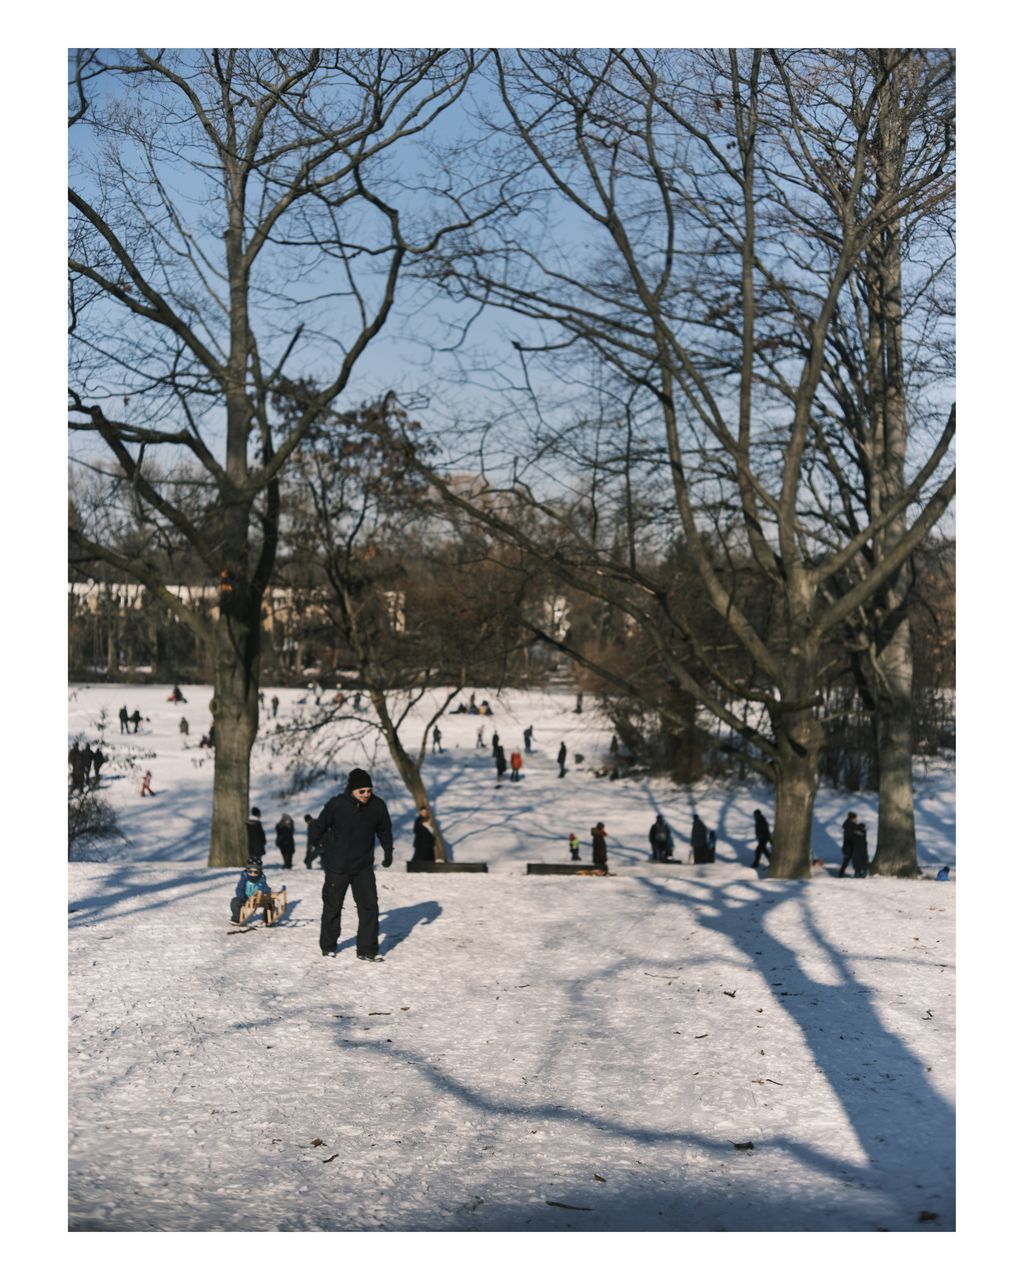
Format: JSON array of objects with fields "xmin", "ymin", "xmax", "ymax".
[{"xmin": 68, "ymin": 684, "xmax": 955, "ymax": 1232}]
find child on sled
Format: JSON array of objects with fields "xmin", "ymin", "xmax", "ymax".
[{"xmin": 230, "ymin": 861, "xmax": 277, "ymax": 924}]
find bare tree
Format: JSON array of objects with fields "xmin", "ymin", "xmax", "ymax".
[
  {"xmin": 811, "ymin": 49, "xmax": 955, "ymax": 875},
  {"xmin": 274, "ymin": 397, "xmax": 533, "ymax": 860},
  {"xmin": 405, "ymin": 48, "xmax": 954, "ymax": 877},
  {"xmin": 68, "ymin": 48, "xmax": 486, "ymax": 865}
]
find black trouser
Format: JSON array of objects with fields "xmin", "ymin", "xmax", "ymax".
[
  {"xmin": 752, "ymin": 839, "xmax": 771, "ymax": 867},
  {"xmin": 320, "ymin": 866, "xmax": 379, "ymax": 955}
]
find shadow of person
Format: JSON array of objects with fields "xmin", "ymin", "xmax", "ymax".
[{"xmin": 379, "ymin": 899, "xmax": 442, "ymax": 956}]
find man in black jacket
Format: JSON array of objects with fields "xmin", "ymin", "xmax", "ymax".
[{"xmin": 310, "ymin": 768, "xmax": 394, "ymax": 960}]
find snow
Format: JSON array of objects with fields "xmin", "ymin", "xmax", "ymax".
[{"xmin": 67, "ymin": 682, "xmax": 956, "ymax": 1238}]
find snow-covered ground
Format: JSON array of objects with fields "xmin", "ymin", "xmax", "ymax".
[{"xmin": 68, "ymin": 683, "xmax": 955, "ymax": 1233}]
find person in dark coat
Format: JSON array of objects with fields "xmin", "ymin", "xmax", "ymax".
[
  {"xmin": 523, "ymin": 725, "xmax": 534, "ymax": 754},
  {"xmin": 839, "ymin": 812, "xmax": 858, "ymax": 877},
  {"xmin": 850, "ymin": 821, "xmax": 870, "ymax": 878},
  {"xmin": 303, "ymin": 813, "xmax": 322, "ymax": 869},
  {"xmin": 81, "ymin": 744, "xmax": 95, "ymax": 783},
  {"xmin": 274, "ymin": 814, "xmax": 296, "ymax": 869},
  {"xmin": 495, "ymin": 744, "xmax": 507, "ymax": 783},
  {"xmin": 92, "ymin": 747, "xmax": 106, "ymax": 784},
  {"xmin": 432, "ymin": 725, "xmax": 443, "ymax": 754},
  {"xmin": 557, "ymin": 741, "xmax": 568, "ymax": 778},
  {"xmin": 491, "ymin": 730, "xmax": 500, "ymax": 757},
  {"xmin": 118, "ymin": 705, "xmax": 129, "ymax": 734},
  {"xmin": 752, "ymin": 809, "xmax": 772, "ymax": 867},
  {"xmin": 129, "ymin": 708, "xmax": 142, "ymax": 733},
  {"xmin": 648, "ymin": 814, "xmax": 674, "ymax": 862},
  {"xmin": 179, "ymin": 716, "xmax": 189, "ymax": 737},
  {"xmin": 246, "ymin": 807, "xmax": 267, "ymax": 863},
  {"xmin": 309, "ymin": 768, "xmax": 394, "ymax": 960},
  {"xmin": 412, "ymin": 806, "xmax": 436, "ymax": 862},
  {"xmin": 690, "ymin": 813, "xmax": 710, "ymax": 863},
  {"xmin": 69, "ymin": 743, "xmax": 86, "ymax": 792},
  {"xmin": 591, "ymin": 822, "xmax": 608, "ymax": 868},
  {"xmin": 271, "ymin": 695, "xmax": 279, "ymax": 718}
]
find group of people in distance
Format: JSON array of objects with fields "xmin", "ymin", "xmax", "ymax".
[
  {"xmin": 68, "ymin": 740, "xmax": 106, "ymax": 791},
  {"xmin": 117, "ymin": 705, "xmax": 143, "ymax": 734}
]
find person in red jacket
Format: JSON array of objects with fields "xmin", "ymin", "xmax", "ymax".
[{"xmin": 509, "ymin": 748, "xmax": 523, "ymax": 781}]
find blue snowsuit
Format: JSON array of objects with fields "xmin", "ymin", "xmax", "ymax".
[{"xmin": 230, "ymin": 868, "xmax": 270, "ymax": 922}]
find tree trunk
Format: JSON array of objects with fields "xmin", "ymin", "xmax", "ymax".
[
  {"xmin": 207, "ymin": 598, "xmax": 261, "ymax": 867},
  {"xmin": 871, "ymin": 610, "xmax": 920, "ymax": 875},
  {"xmin": 864, "ymin": 52, "xmax": 920, "ymax": 879},
  {"xmin": 368, "ymin": 688, "xmax": 449, "ymax": 861},
  {"xmin": 768, "ymin": 704, "xmax": 824, "ymax": 880}
]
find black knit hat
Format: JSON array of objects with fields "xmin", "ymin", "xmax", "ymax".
[{"xmin": 346, "ymin": 768, "xmax": 373, "ymax": 792}]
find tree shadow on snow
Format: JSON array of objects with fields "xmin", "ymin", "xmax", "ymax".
[
  {"xmin": 628, "ymin": 874, "xmax": 955, "ymax": 1209},
  {"xmin": 316, "ymin": 874, "xmax": 953, "ymax": 1229},
  {"xmin": 69, "ymin": 864, "xmax": 239, "ymax": 925}
]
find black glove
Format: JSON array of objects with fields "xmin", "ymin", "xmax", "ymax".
[{"xmin": 382, "ymin": 851, "xmax": 393, "ymax": 868}]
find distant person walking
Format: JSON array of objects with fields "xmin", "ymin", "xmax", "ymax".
[
  {"xmin": 92, "ymin": 747, "xmax": 106, "ymax": 784},
  {"xmin": 839, "ymin": 812, "xmax": 858, "ymax": 877},
  {"xmin": 432, "ymin": 725, "xmax": 443, "ymax": 754},
  {"xmin": 591, "ymin": 822, "xmax": 608, "ymax": 868},
  {"xmin": 568, "ymin": 832, "xmax": 581, "ymax": 861},
  {"xmin": 81, "ymin": 744, "xmax": 95, "ymax": 786},
  {"xmin": 140, "ymin": 770, "xmax": 154, "ymax": 797},
  {"xmin": 509, "ymin": 748, "xmax": 523, "ymax": 782},
  {"xmin": 850, "ymin": 821, "xmax": 870, "ymax": 878},
  {"xmin": 648, "ymin": 814, "xmax": 674, "ymax": 862},
  {"xmin": 412, "ymin": 807, "xmax": 437, "ymax": 862},
  {"xmin": 495, "ymin": 744, "xmax": 507, "ymax": 783},
  {"xmin": 557, "ymin": 741, "xmax": 568, "ymax": 778},
  {"xmin": 246, "ymin": 808, "xmax": 267, "ymax": 863},
  {"xmin": 179, "ymin": 716, "xmax": 189, "ymax": 737},
  {"xmin": 690, "ymin": 813, "xmax": 710, "ymax": 863},
  {"xmin": 129, "ymin": 708, "xmax": 142, "ymax": 734},
  {"xmin": 476, "ymin": 723, "xmax": 485, "ymax": 749},
  {"xmin": 309, "ymin": 768, "xmax": 394, "ymax": 961},
  {"xmin": 118, "ymin": 705, "xmax": 129, "ymax": 734},
  {"xmin": 491, "ymin": 730, "xmax": 500, "ymax": 758},
  {"xmin": 752, "ymin": 809, "xmax": 773, "ymax": 868},
  {"xmin": 271, "ymin": 695, "xmax": 279, "ymax": 718},
  {"xmin": 303, "ymin": 813, "xmax": 321, "ymax": 869},
  {"xmin": 523, "ymin": 725, "xmax": 534, "ymax": 754},
  {"xmin": 275, "ymin": 814, "xmax": 296, "ymax": 869}
]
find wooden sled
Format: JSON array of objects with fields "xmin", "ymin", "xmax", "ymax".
[{"xmin": 238, "ymin": 888, "xmax": 287, "ymax": 926}]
